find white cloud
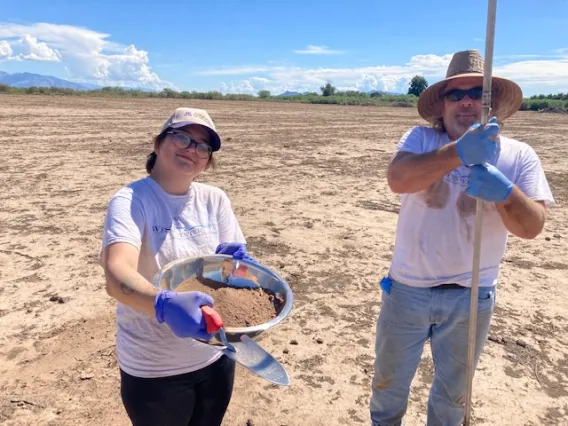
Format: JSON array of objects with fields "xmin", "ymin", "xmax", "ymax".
[
  {"xmin": 219, "ymin": 80, "xmax": 260, "ymax": 95},
  {"xmin": 353, "ymin": 74, "xmax": 412, "ymax": 94},
  {"xmin": 214, "ymin": 54, "xmax": 450, "ymax": 95},
  {"xmin": 407, "ymin": 54, "xmax": 452, "ymax": 73},
  {"xmin": 496, "ymin": 54, "xmax": 545, "ymax": 60},
  {"xmin": 495, "ymin": 57, "xmax": 568, "ymax": 87},
  {"xmin": 196, "ymin": 66, "xmax": 272, "ymax": 76},
  {"xmin": 0, "ymin": 22, "xmax": 174, "ymax": 89},
  {"xmin": 105, "ymin": 45, "xmax": 159, "ymax": 84},
  {"xmin": 0, "ymin": 40, "xmax": 11, "ymax": 59},
  {"xmin": 293, "ymin": 45, "xmax": 344, "ymax": 55},
  {"xmin": 218, "ymin": 71, "xmax": 412, "ymax": 96},
  {"xmin": 16, "ymin": 34, "xmax": 61, "ymax": 61},
  {"xmin": 214, "ymin": 51, "xmax": 568, "ymax": 96},
  {"xmin": 355, "ymin": 74, "xmax": 380, "ymax": 92}
]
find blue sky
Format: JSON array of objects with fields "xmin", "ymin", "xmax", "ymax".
[{"xmin": 0, "ymin": 0, "xmax": 566, "ymax": 96}]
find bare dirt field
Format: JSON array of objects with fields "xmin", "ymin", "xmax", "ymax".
[{"xmin": 1, "ymin": 95, "xmax": 567, "ymax": 426}]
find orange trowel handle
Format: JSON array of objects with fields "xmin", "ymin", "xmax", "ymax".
[{"xmin": 201, "ymin": 306, "xmax": 224, "ymax": 334}]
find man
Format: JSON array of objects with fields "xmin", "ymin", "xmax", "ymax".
[{"xmin": 370, "ymin": 49, "xmax": 555, "ymax": 426}]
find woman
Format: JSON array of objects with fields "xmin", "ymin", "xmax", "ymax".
[{"xmin": 100, "ymin": 107, "xmax": 252, "ymax": 426}]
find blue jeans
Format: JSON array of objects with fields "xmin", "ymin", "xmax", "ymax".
[{"xmin": 370, "ymin": 278, "xmax": 495, "ymax": 426}]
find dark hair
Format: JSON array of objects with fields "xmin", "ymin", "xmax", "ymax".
[
  {"xmin": 145, "ymin": 130, "xmax": 217, "ymax": 173},
  {"xmin": 432, "ymin": 117, "xmax": 447, "ymax": 134}
]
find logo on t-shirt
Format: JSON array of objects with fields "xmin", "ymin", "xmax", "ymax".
[
  {"xmin": 152, "ymin": 223, "xmax": 214, "ymax": 239},
  {"xmin": 443, "ymin": 167, "xmax": 470, "ymax": 187}
]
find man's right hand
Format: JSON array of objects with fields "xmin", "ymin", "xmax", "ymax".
[
  {"xmin": 154, "ymin": 290, "xmax": 215, "ymax": 340},
  {"xmin": 456, "ymin": 116, "xmax": 500, "ymax": 166}
]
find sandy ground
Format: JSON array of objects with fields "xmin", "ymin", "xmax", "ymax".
[{"xmin": 0, "ymin": 95, "xmax": 567, "ymax": 426}]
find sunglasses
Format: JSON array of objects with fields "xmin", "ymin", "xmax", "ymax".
[
  {"xmin": 442, "ymin": 87, "xmax": 483, "ymax": 102},
  {"xmin": 166, "ymin": 131, "xmax": 212, "ymax": 159}
]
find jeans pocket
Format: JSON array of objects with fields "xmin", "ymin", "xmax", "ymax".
[
  {"xmin": 477, "ymin": 287, "xmax": 495, "ymax": 311},
  {"xmin": 477, "ymin": 287, "xmax": 494, "ymax": 300}
]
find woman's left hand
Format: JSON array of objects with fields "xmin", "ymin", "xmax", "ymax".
[{"xmin": 215, "ymin": 242, "xmax": 258, "ymax": 263}]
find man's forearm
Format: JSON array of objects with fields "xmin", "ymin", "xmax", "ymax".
[
  {"xmin": 387, "ymin": 143, "xmax": 462, "ymax": 193},
  {"xmin": 496, "ymin": 186, "xmax": 546, "ymax": 239},
  {"xmin": 105, "ymin": 263, "xmax": 159, "ymax": 315}
]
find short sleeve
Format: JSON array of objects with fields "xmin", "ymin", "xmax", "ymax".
[
  {"xmin": 394, "ymin": 126, "xmax": 425, "ymax": 155},
  {"xmin": 515, "ymin": 145, "xmax": 555, "ymax": 208},
  {"xmin": 101, "ymin": 193, "xmax": 146, "ymax": 251},
  {"xmin": 216, "ymin": 191, "xmax": 246, "ymax": 244}
]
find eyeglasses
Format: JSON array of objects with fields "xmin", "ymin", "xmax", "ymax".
[
  {"xmin": 166, "ymin": 131, "xmax": 212, "ymax": 159},
  {"xmin": 442, "ymin": 87, "xmax": 483, "ymax": 102}
]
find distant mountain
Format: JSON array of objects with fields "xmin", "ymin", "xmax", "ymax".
[
  {"xmin": 0, "ymin": 72, "xmax": 99, "ymax": 91},
  {"xmin": 368, "ymin": 90, "xmax": 405, "ymax": 96},
  {"xmin": 277, "ymin": 90, "xmax": 302, "ymax": 97}
]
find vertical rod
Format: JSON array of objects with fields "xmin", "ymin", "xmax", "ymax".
[{"xmin": 464, "ymin": 0, "xmax": 497, "ymax": 425}]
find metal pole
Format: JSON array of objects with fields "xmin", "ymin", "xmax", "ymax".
[{"xmin": 464, "ymin": 0, "xmax": 497, "ymax": 425}]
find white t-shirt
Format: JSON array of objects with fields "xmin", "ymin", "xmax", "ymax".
[
  {"xmin": 389, "ymin": 126, "xmax": 555, "ymax": 288},
  {"xmin": 100, "ymin": 176, "xmax": 246, "ymax": 378}
]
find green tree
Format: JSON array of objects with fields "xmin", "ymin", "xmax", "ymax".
[
  {"xmin": 160, "ymin": 88, "xmax": 179, "ymax": 98},
  {"xmin": 408, "ymin": 75, "xmax": 428, "ymax": 96},
  {"xmin": 258, "ymin": 90, "xmax": 271, "ymax": 98},
  {"xmin": 320, "ymin": 80, "xmax": 336, "ymax": 97}
]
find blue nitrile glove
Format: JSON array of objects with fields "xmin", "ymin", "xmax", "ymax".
[
  {"xmin": 215, "ymin": 242, "xmax": 258, "ymax": 263},
  {"xmin": 456, "ymin": 116, "xmax": 500, "ymax": 166},
  {"xmin": 154, "ymin": 290, "xmax": 215, "ymax": 340},
  {"xmin": 379, "ymin": 277, "xmax": 392, "ymax": 294},
  {"xmin": 466, "ymin": 164, "xmax": 514, "ymax": 203}
]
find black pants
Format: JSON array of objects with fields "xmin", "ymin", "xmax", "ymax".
[{"xmin": 120, "ymin": 355, "xmax": 235, "ymax": 426}]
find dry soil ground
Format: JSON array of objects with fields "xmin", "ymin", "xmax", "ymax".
[{"xmin": 1, "ymin": 95, "xmax": 567, "ymax": 425}]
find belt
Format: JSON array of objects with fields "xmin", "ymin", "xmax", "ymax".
[{"xmin": 433, "ymin": 283, "xmax": 465, "ymax": 290}]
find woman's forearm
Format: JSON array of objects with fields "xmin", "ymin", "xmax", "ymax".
[{"xmin": 105, "ymin": 262, "xmax": 158, "ymax": 316}]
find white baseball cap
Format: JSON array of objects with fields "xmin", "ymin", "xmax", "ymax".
[{"xmin": 161, "ymin": 107, "xmax": 221, "ymax": 151}]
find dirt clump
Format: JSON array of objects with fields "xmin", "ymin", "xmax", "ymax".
[{"xmin": 175, "ymin": 277, "xmax": 285, "ymax": 327}]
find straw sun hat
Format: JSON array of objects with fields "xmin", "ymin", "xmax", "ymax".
[{"xmin": 417, "ymin": 49, "xmax": 523, "ymax": 123}]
